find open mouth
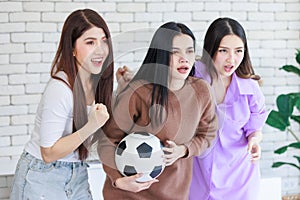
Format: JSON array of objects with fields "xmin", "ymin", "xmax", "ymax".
[
  {"xmin": 177, "ymin": 66, "xmax": 189, "ymax": 74},
  {"xmin": 224, "ymin": 65, "xmax": 234, "ymax": 72},
  {"xmin": 91, "ymin": 58, "xmax": 104, "ymax": 66}
]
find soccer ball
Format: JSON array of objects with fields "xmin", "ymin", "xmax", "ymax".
[{"xmin": 115, "ymin": 132, "xmax": 165, "ymax": 182}]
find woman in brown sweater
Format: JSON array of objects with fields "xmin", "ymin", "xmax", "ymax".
[{"xmin": 98, "ymin": 22, "xmax": 218, "ymax": 200}]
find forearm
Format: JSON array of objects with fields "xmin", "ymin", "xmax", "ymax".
[
  {"xmin": 102, "ymin": 164, "xmax": 123, "ymax": 188},
  {"xmin": 41, "ymin": 123, "xmax": 95, "ymax": 163},
  {"xmin": 187, "ymin": 88, "xmax": 218, "ymax": 157},
  {"xmin": 187, "ymin": 114, "xmax": 218, "ymax": 157}
]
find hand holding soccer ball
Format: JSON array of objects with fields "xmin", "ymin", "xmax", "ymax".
[
  {"xmin": 114, "ymin": 132, "xmax": 189, "ymax": 192},
  {"xmin": 115, "ymin": 173, "xmax": 159, "ymax": 193},
  {"xmin": 162, "ymin": 140, "xmax": 188, "ymax": 166}
]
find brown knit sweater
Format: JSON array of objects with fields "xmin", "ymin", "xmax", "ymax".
[{"xmin": 98, "ymin": 76, "xmax": 217, "ymax": 200}]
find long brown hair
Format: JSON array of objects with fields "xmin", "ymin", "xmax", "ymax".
[
  {"xmin": 201, "ymin": 17, "xmax": 260, "ymax": 84},
  {"xmin": 50, "ymin": 9, "xmax": 114, "ymax": 160}
]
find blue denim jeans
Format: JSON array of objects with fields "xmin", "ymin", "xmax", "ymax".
[{"xmin": 10, "ymin": 151, "xmax": 93, "ymax": 200}]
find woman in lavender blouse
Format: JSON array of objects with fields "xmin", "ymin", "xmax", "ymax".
[{"xmin": 189, "ymin": 17, "xmax": 268, "ymax": 200}]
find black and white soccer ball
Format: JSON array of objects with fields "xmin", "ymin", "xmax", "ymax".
[{"xmin": 115, "ymin": 132, "xmax": 165, "ymax": 182}]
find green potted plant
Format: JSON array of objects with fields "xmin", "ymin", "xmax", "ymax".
[{"xmin": 266, "ymin": 49, "xmax": 300, "ymax": 171}]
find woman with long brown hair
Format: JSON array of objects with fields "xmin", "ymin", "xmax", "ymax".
[{"xmin": 10, "ymin": 9, "xmax": 113, "ymax": 200}]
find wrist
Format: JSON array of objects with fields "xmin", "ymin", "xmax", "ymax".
[
  {"xmin": 114, "ymin": 178, "xmax": 122, "ymax": 189},
  {"xmin": 77, "ymin": 123, "xmax": 96, "ymax": 142},
  {"xmin": 181, "ymin": 145, "xmax": 188, "ymax": 158},
  {"xmin": 249, "ymin": 136, "xmax": 259, "ymax": 144},
  {"xmin": 85, "ymin": 121, "xmax": 98, "ymax": 134},
  {"xmin": 248, "ymin": 131, "xmax": 262, "ymax": 143}
]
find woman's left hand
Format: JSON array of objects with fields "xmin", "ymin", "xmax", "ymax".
[
  {"xmin": 116, "ymin": 66, "xmax": 133, "ymax": 83},
  {"xmin": 115, "ymin": 66, "xmax": 134, "ymax": 94},
  {"xmin": 162, "ymin": 140, "xmax": 187, "ymax": 166},
  {"xmin": 248, "ymin": 137, "xmax": 261, "ymax": 163}
]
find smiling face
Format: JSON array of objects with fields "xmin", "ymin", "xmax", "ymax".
[
  {"xmin": 169, "ymin": 34, "xmax": 195, "ymax": 82},
  {"xmin": 213, "ymin": 34, "xmax": 245, "ymax": 79},
  {"xmin": 73, "ymin": 26, "xmax": 109, "ymax": 76}
]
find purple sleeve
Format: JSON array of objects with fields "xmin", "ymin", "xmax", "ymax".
[
  {"xmin": 243, "ymin": 83, "xmax": 268, "ymax": 137},
  {"xmin": 194, "ymin": 61, "xmax": 213, "ymax": 84}
]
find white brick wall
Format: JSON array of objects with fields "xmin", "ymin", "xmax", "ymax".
[{"xmin": 0, "ymin": 0, "xmax": 299, "ymax": 199}]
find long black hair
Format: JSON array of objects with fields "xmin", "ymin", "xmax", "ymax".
[
  {"xmin": 124, "ymin": 22, "xmax": 196, "ymax": 113},
  {"xmin": 201, "ymin": 17, "xmax": 260, "ymax": 84}
]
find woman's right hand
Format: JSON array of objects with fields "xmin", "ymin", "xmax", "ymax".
[
  {"xmin": 115, "ymin": 174, "xmax": 159, "ymax": 193},
  {"xmin": 88, "ymin": 103, "xmax": 110, "ymax": 132}
]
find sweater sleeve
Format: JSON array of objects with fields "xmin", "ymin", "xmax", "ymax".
[
  {"xmin": 184, "ymin": 81, "xmax": 218, "ymax": 157},
  {"xmin": 98, "ymin": 87, "xmax": 142, "ymax": 187},
  {"xmin": 97, "ymin": 118, "xmax": 125, "ymax": 187}
]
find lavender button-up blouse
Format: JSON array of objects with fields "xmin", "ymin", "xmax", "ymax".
[{"xmin": 189, "ymin": 61, "xmax": 268, "ymax": 200}]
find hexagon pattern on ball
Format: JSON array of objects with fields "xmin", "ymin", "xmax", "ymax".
[{"xmin": 115, "ymin": 132, "xmax": 165, "ymax": 182}]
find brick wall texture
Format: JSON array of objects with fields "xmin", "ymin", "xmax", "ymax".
[{"xmin": 0, "ymin": 0, "xmax": 299, "ymax": 199}]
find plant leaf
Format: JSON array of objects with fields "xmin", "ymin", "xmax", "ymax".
[
  {"xmin": 280, "ymin": 65, "xmax": 300, "ymax": 77},
  {"xmin": 272, "ymin": 162, "xmax": 300, "ymax": 170},
  {"xmin": 277, "ymin": 94, "xmax": 294, "ymax": 116},
  {"xmin": 272, "ymin": 162, "xmax": 286, "ymax": 168},
  {"xmin": 291, "ymin": 115, "xmax": 300, "ymax": 124},
  {"xmin": 294, "ymin": 156, "xmax": 300, "ymax": 165},
  {"xmin": 289, "ymin": 92, "xmax": 300, "ymax": 98},
  {"xmin": 288, "ymin": 92, "xmax": 300, "ymax": 98},
  {"xmin": 288, "ymin": 142, "xmax": 300, "ymax": 149},
  {"xmin": 274, "ymin": 142, "xmax": 300, "ymax": 154},
  {"xmin": 288, "ymin": 93, "xmax": 300, "ymax": 108},
  {"xmin": 295, "ymin": 97, "xmax": 300, "ymax": 111},
  {"xmin": 274, "ymin": 145, "xmax": 288, "ymax": 154},
  {"xmin": 296, "ymin": 49, "xmax": 300, "ymax": 65},
  {"xmin": 266, "ymin": 110, "xmax": 290, "ymax": 131}
]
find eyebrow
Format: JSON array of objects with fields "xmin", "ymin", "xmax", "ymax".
[
  {"xmin": 219, "ymin": 46, "xmax": 244, "ymax": 49},
  {"xmin": 172, "ymin": 47, "xmax": 194, "ymax": 50},
  {"xmin": 84, "ymin": 35, "xmax": 107, "ymax": 41}
]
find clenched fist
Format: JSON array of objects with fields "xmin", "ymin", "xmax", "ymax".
[{"xmin": 88, "ymin": 103, "xmax": 110, "ymax": 133}]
